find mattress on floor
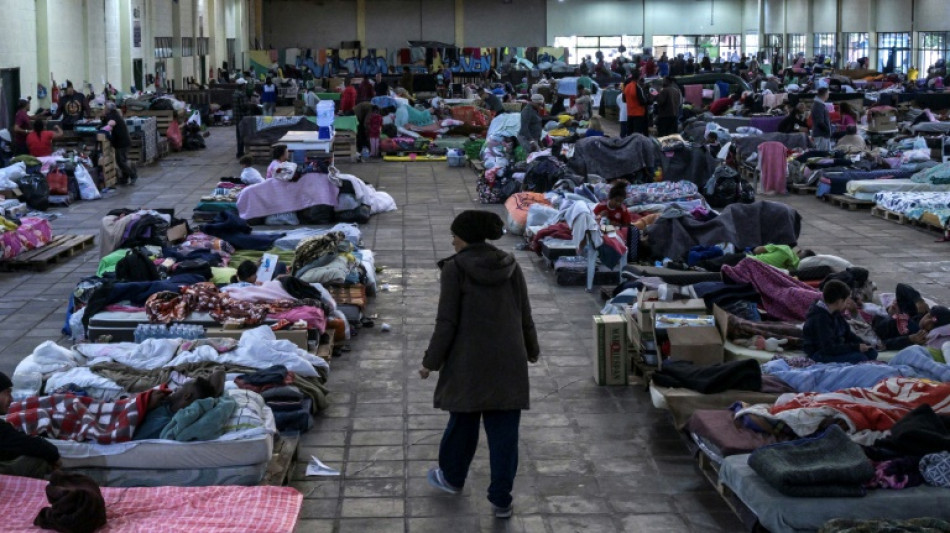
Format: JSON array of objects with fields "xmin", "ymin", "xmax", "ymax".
[
  {"xmin": 719, "ymin": 454, "xmax": 950, "ymax": 533},
  {"xmin": 845, "ymin": 178, "xmax": 950, "ymax": 200},
  {"xmin": 65, "ymin": 462, "xmax": 269, "ymax": 487},
  {"xmin": 649, "ymin": 383, "xmax": 781, "ymax": 429},
  {"xmin": 723, "ymin": 340, "xmax": 899, "ymax": 364},
  {"xmin": 622, "ymin": 264, "xmax": 722, "ymax": 284},
  {"xmin": 88, "ymin": 311, "xmax": 276, "ymax": 342},
  {"xmin": 687, "ymin": 409, "xmax": 782, "ymax": 461}
]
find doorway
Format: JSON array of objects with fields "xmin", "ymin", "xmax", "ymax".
[
  {"xmin": 133, "ymin": 59, "xmax": 143, "ymax": 92},
  {"xmin": 0, "ymin": 68, "xmax": 21, "ymax": 130}
]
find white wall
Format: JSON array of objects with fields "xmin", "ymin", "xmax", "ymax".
[
  {"xmin": 875, "ymin": 0, "xmax": 912, "ymax": 33},
  {"xmin": 262, "ymin": 0, "xmax": 357, "ymax": 49},
  {"xmin": 763, "ymin": 0, "xmax": 785, "ymax": 34},
  {"xmin": 464, "ymin": 0, "xmax": 546, "ymax": 47},
  {"xmin": 644, "ymin": 0, "xmax": 745, "ymax": 36},
  {"xmin": 0, "ymin": 0, "xmax": 38, "ymax": 103},
  {"xmin": 812, "ymin": 0, "xmax": 837, "ymax": 33},
  {"xmin": 47, "ymin": 0, "xmax": 88, "ymax": 90},
  {"xmin": 840, "ymin": 0, "xmax": 871, "ymax": 33},
  {"xmin": 365, "ymin": 0, "xmax": 422, "ymax": 50},
  {"xmin": 915, "ymin": 0, "xmax": 949, "ymax": 31},
  {"xmin": 546, "ymin": 0, "xmax": 643, "ymax": 40},
  {"xmin": 784, "ymin": 0, "xmax": 809, "ymax": 33},
  {"xmin": 743, "ymin": 0, "xmax": 760, "ymax": 33}
]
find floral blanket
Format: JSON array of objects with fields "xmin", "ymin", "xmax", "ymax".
[
  {"xmin": 0, "ymin": 217, "xmax": 53, "ymax": 260},
  {"xmin": 874, "ymin": 192, "xmax": 950, "ymax": 227}
]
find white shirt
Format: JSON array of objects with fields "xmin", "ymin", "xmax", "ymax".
[{"xmin": 616, "ymin": 93, "xmax": 627, "ymax": 121}]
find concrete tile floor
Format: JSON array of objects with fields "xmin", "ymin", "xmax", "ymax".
[{"xmin": 0, "ymin": 118, "xmax": 948, "ymax": 533}]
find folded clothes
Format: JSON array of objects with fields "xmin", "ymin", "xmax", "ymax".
[{"xmin": 749, "ymin": 425, "xmax": 874, "ymax": 497}]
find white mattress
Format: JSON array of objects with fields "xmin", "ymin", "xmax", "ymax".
[
  {"xmin": 845, "ymin": 178, "xmax": 950, "ymax": 200},
  {"xmin": 52, "ymin": 389, "xmax": 276, "ymax": 470}
]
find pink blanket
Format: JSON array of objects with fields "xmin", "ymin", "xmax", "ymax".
[
  {"xmin": 237, "ymin": 173, "xmax": 339, "ymax": 219},
  {"xmin": 224, "ymin": 280, "xmax": 296, "ymax": 302},
  {"xmin": 757, "ymin": 141, "xmax": 788, "ymax": 194},
  {"xmin": 0, "ymin": 475, "xmax": 302, "ymax": 533},
  {"xmin": 722, "ymin": 258, "xmax": 820, "ymax": 322},
  {"xmin": 1, "ymin": 218, "xmax": 53, "ymax": 260}
]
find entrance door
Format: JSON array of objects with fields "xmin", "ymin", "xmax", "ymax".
[
  {"xmin": 133, "ymin": 59, "xmax": 143, "ymax": 92},
  {"xmin": 0, "ymin": 68, "xmax": 21, "ymax": 130}
]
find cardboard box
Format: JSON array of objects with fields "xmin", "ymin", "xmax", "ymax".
[
  {"xmin": 637, "ymin": 290, "xmax": 706, "ymax": 336},
  {"xmin": 205, "ymin": 327, "xmax": 309, "ymax": 350},
  {"xmin": 592, "ymin": 315, "xmax": 629, "ymax": 386},
  {"xmin": 867, "ymin": 110, "xmax": 897, "ymax": 132},
  {"xmin": 655, "ymin": 313, "xmax": 724, "ymax": 368}
]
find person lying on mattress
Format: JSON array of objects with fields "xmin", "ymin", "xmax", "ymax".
[
  {"xmin": 3, "ymin": 370, "xmax": 227, "ymax": 445},
  {"xmin": 0, "ymin": 371, "xmax": 61, "ymax": 479},
  {"xmin": 803, "ymin": 280, "xmax": 878, "ymax": 364}
]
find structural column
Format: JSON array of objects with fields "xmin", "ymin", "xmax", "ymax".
[{"xmin": 455, "ymin": 0, "xmax": 464, "ymax": 48}]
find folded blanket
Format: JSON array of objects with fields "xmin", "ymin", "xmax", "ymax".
[
  {"xmin": 748, "ymin": 425, "xmax": 874, "ymax": 497},
  {"xmin": 160, "ymin": 395, "xmax": 237, "ymax": 442}
]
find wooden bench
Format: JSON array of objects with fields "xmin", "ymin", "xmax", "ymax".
[{"xmin": 1, "ymin": 234, "xmax": 95, "ymax": 272}]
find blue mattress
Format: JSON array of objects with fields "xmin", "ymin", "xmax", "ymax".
[{"xmin": 816, "ymin": 169, "xmax": 917, "ymax": 197}]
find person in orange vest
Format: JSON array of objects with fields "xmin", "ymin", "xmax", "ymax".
[{"xmin": 623, "ymin": 73, "xmax": 648, "ymax": 136}]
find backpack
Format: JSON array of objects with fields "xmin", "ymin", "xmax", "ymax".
[
  {"xmin": 705, "ymin": 166, "xmax": 755, "ymax": 208},
  {"xmin": 115, "ymin": 248, "xmax": 160, "ymax": 282}
]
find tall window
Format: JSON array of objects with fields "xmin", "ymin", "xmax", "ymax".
[
  {"xmin": 814, "ymin": 33, "xmax": 836, "ymax": 58},
  {"xmin": 716, "ymin": 35, "xmax": 742, "ymax": 60},
  {"xmin": 919, "ymin": 32, "xmax": 949, "ymax": 72},
  {"xmin": 181, "ymin": 37, "xmax": 194, "ymax": 58},
  {"xmin": 227, "ymin": 38, "xmax": 237, "ymax": 70},
  {"xmin": 556, "ymin": 35, "xmax": 643, "ymax": 63},
  {"xmin": 844, "ymin": 32, "xmax": 869, "ymax": 64},
  {"xmin": 197, "ymin": 37, "xmax": 210, "ymax": 57},
  {"xmin": 765, "ymin": 34, "xmax": 784, "ymax": 64},
  {"xmin": 877, "ymin": 32, "xmax": 911, "ymax": 73},
  {"xmin": 786, "ymin": 34, "xmax": 806, "ymax": 61},
  {"xmin": 745, "ymin": 32, "xmax": 760, "ymax": 60},
  {"xmin": 154, "ymin": 37, "xmax": 173, "ymax": 59}
]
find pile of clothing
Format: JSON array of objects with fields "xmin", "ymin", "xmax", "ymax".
[
  {"xmin": 100, "ymin": 209, "xmax": 174, "ymax": 257},
  {"xmin": 291, "ymin": 230, "xmax": 373, "ymax": 287},
  {"xmin": 235, "ymin": 364, "xmax": 313, "ymax": 432}
]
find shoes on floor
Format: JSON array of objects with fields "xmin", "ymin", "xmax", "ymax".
[
  {"xmin": 426, "ymin": 467, "xmax": 461, "ymax": 495},
  {"xmin": 492, "ymin": 504, "xmax": 513, "ymax": 519}
]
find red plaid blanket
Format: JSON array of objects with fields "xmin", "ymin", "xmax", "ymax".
[
  {"xmin": 0, "ymin": 474, "xmax": 302, "ymax": 532},
  {"xmin": 4, "ymin": 393, "xmax": 149, "ymax": 444}
]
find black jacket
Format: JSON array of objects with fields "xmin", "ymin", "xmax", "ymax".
[
  {"xmin": 0, "ymin": 419, "xmax": 60, "ymax": 463},
  {"xmin": 424, "ymin": 243, "xmax": 539, "ymax": 412},
  {"xmin": 102, "ymin": 110, "xmax": 131, "ymax": 149},
  {"xmin": 802, "ymin": 301, "xmax": 863, "ymax": 357},
  {"xmin": 54, "ymin": 92, "xmax": 88, "ymax": 128},
  {"xmin": 484, "ymin": 94, "xmax": 505, "ymax": 114}
]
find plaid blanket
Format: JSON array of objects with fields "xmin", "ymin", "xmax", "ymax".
[
  {"xmin": 0, "ymin": 474, "xmax": 302, "ymax": 532},
  {"xmin": 4, "ymin": 393, "xmax": 149, "ymax": 444}
]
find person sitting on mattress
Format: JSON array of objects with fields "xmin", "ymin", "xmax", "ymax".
[
  {"xmin": 871, "ymin": 284, "xmax": 944, "ymax": 351},
  {"xmin": 0, "ymin": 371, "xmax": 61, "ymax": 479},
  {"xmin": 803, "ymin": 280, "xmax": 878, "ymax": 364},
  {"xmin": 133, "ymin": 370, "xmax": 227, "ymax": 440},
  {"xmin": 226, "ymin": 259, "xmax": 288, "ymax": 287}
]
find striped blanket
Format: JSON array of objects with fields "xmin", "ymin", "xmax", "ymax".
[
  {"xmin": 4, "ymin": 393, "xmax": 151, "ymax": 444},
  {"xmin": 0, "ymin": 474, "xmax": 302, "ymax": 533}
]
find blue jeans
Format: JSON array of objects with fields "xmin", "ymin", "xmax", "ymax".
[
  {"xmin": 439, "ymin": 410, "xmax": 521, "ymax": 508},
  {"xmin": 810, "ymin": 348, "xmax": 878, "ymax": 364}
]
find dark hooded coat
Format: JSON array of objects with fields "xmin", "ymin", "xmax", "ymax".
[{"xmin": 424, "ymin": 243, "xmax": 539, "ymax": 412}]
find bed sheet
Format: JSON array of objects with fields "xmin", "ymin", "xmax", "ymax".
[
  {"xmin": 65, "ymin": 461, "xmax": 269, "ymax": 487},
  {"xmin": 0, "ymin": 474, "xmax": 302, "ymax": 531},
  {"xmin": 719, "ymin": 454, "xmax": 950, "ymax": 533},
  {"xmin": 846, "ymin": 178, "xmax": 950, "ymax": 200}
]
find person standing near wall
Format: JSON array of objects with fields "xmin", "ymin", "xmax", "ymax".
[
  {"xmin": 11, "ymin": 99, "xmax": 33, "ymax": 155},
  {"xmin": 102, "ymin": 103, "xmax": 137, "ymax": 185},
  {"xmin": 232, "ymin": 81, "xmax": 250, "ymax": 159},
  {"xmin": 52, "ymin": 81, "xmax": 89, "ymax": 131},
  {"xmin": 260, "ymin": 77, "xmax": 277, "ymax": 117},
  {"xmin": 518, "ymin": 94, "xmax": 544, "ymax": 152},
  {"xmin": 810, "ymin": 87, "xmax": 832, "ymax": 151},
  {"xmin": 420, "ymin": 210, "xmax": 539, "ymax": 520}
]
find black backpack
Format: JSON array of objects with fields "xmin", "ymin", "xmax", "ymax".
[
  {"xmin": 115, "ymin": 248, "xmax": 161, "ymax": 282},
  {"xmin": 704, "ymin": 166, "xmax": 755, "ymax": 208}
]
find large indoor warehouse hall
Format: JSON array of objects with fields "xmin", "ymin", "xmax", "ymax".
[{"xmin": 1, "ymin": 0, "xmax": 950, "ymax": 531}]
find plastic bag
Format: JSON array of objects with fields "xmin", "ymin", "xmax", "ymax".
[
  {"xmin": 914, "ymin": 136, "xmax": 928, "ymax": 151},
  {"xmin": 74, "ymin": 164, "xmax": 101, "ymax": 200},
  {"xmin": 15, "ymin": 174, "xmax": 50, "ymax": 211},
  {"xmin": 0, "ymin": 161, "xmax": 27, "ymax": 188},
  {"xmin": 265, "ymin": 211, "xmax": 300, "ymax": 225},
  {"xmin": 166, "ymin": 121, "xmax": 183, "ymax": 151},
  {"xmin": 273, "ymin": 162, "xmax": 297, "ymax": 181}
]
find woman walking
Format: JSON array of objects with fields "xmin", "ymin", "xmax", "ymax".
[{"xmin": 420, "ymin": 210, "xmax": 539, "ymax": 519}]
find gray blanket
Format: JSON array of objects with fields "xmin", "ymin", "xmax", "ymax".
[
  {"xmin": 568, "ymin": 134, "xmax": 661, "ymax": 181},
  {"xmin": 645, "ymin": 201, "xmax": 801, "ymax": 261},
  {"xmin": 748, "ymin": 425, "xmax": 874, "ymax": 497},
  {"xmin": 734, "ymin": 132, "xmax": 810, "ymax": 160}
]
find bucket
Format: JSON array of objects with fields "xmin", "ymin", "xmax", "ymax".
[{"xmin": 448, "ymin": 154, "xmax": 465, "ymax": 167}]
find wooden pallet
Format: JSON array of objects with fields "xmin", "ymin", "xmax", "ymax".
[
  {"xmin": 824, "ymin": 193, "xmax": 875, "ymax": 211},
  {"xmin": 871, "ymin": 206, "xmax": 907, "ymax": 224},
  {"xmin": 1, "ymin": 234, "xmax": 95, "ymax": 272},
  {"xmin": 789, "ymin": 183, "xmax": 816, "ymax": 195},
  {"xmin": 333, "ymin": 132, "xmax": 358, "ymax": 162},
  {"xmin": 127, "ymin": 110, "xmax": 179, "ymax": 137},
  {"xmin": 261, "ymin": 434, "xmax": 299, "ymax": 486},
  {"xmin": 470, "ymin": 159, "xmax": 485, "ymax": 174},
  {"xmin": 246, "ymin": 143, "xmax": 273, "ymax": 164}
]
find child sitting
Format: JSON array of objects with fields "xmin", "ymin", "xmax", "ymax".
[
  {"xmin": 593, "ymin": 181, "xmax": 633, "ymax": 228},
  {"xmin": 803, "ymin": 279, "xmax": 877, "ymax": 364},
  {"xmin": 266, "ymin": 144, "xmax": 289, "ymax": 180},
  {"xmin": 239, "ymin": 155, "xmax": 264, "ymax": 184}
]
